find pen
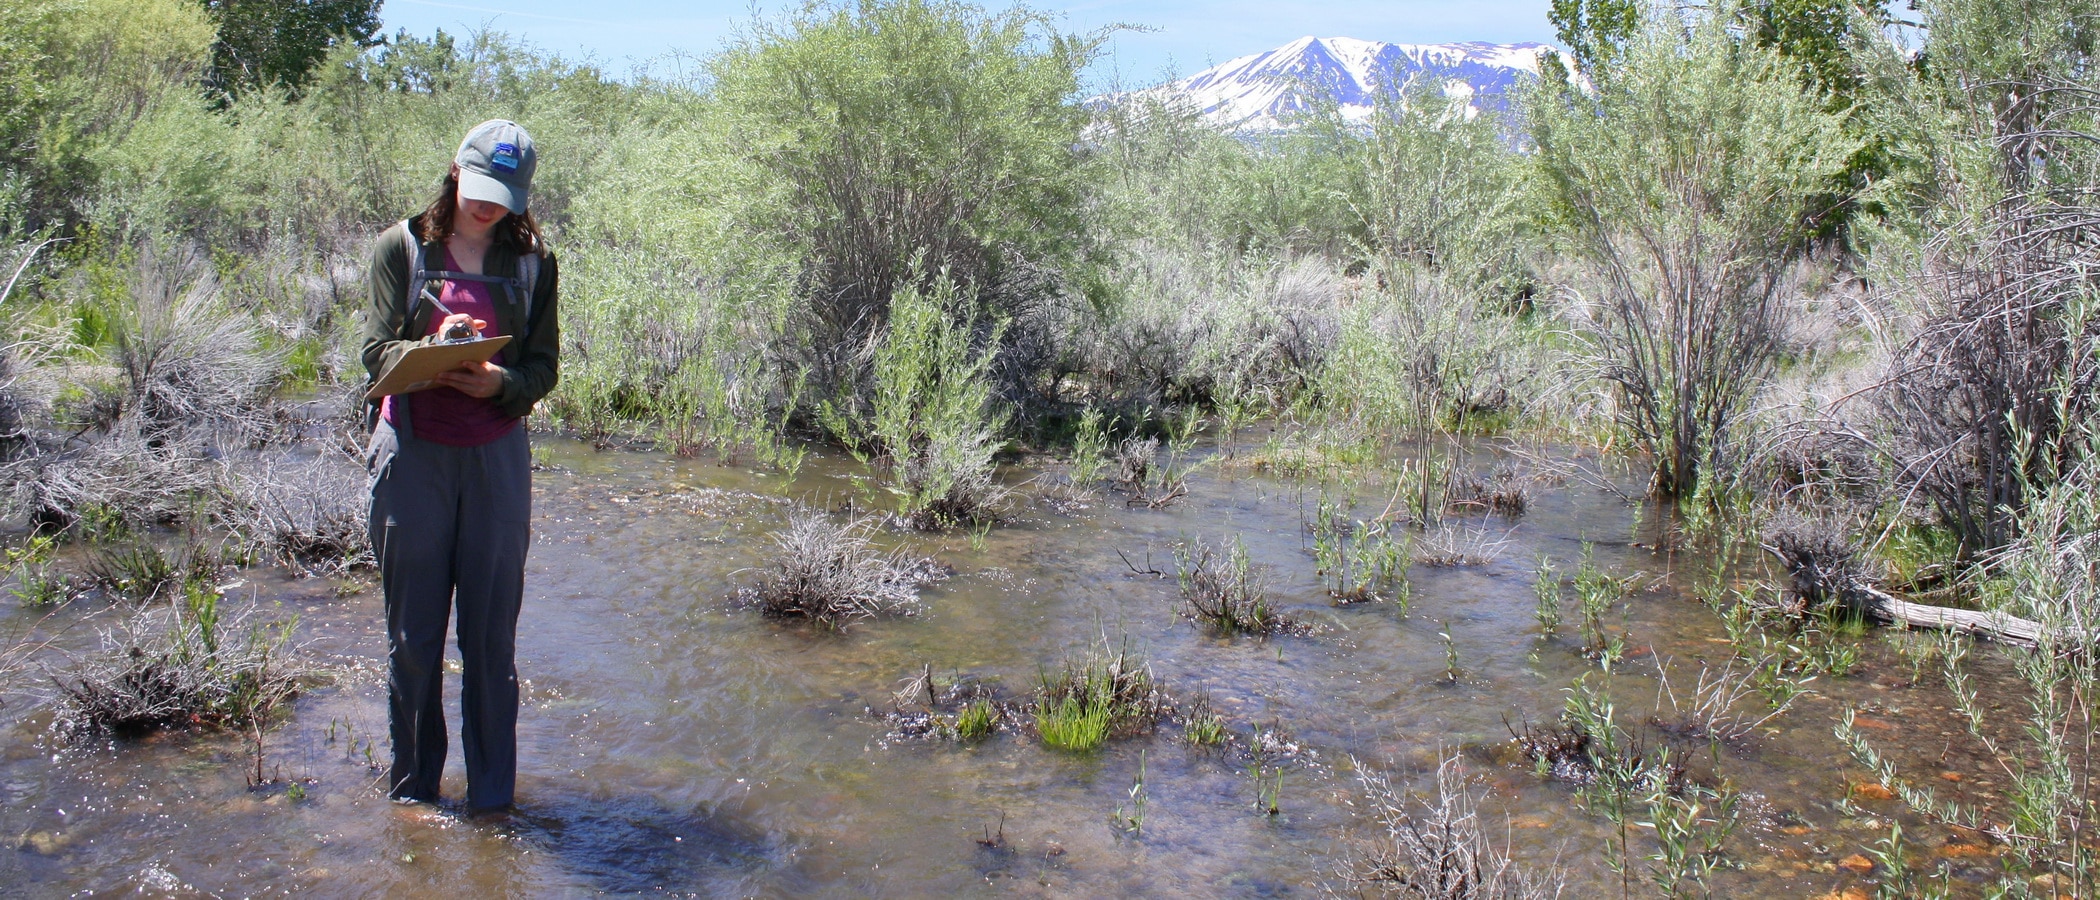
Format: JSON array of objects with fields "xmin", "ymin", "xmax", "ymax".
[{"xmin": 422, "ymin": 287, "xmax": 477, "ymax": 341}]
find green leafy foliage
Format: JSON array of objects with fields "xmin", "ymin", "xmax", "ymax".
[
  {"xmin": 196, "ymin": 0, "xmax": 382, "ymax": 96},
  {"xmin": 1530, "ymin": 5, "xmax": 1859, "ymax": 498},
  {"xmin": 709, "ymin": 0, "xmax": 1103, "ymax": 397},
  {"xmin": 821, "ymin": 273, "xmax": 1008, "ymax": 530},
  {"xmin": 1548, "ymin": 0, "xmax": 1642, "ymax": 78},
  {"xmin": 1032, "ymin": 643, "xmax": 1164, "ymax": 752}
]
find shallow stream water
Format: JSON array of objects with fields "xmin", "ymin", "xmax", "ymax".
[{"xmin": 0, "ymin": 436, "xmax": 2024, "ymax": 896}]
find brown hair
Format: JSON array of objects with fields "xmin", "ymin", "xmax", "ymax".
[{"xmin": 416, "ymin": 171, "xmax": 543, "ymax": 252}]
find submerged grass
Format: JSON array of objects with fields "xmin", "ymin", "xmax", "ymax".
[{"xmin": 1032, "ymin": 643, "xmax": 1167, "ymax": 752}]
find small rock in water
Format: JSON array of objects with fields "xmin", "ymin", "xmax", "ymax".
[
  {"xmin": 19, "ymin": 830, "xmax": 68, "ymax": 855},
  {"xmin": 1837, "ymin": 853, "xmax": 1875, "ymax": 874},
  {"xmin": 1848, "ymin": 781, "xmax": 1895, "ymax": 801},
  {"xmin": 1935, "ymin": 841, "xmax": 1997, "ymax": 859},
  {"xmin": 2032, "ymin": 872, "xmax": 2069, "ymax": 895}
]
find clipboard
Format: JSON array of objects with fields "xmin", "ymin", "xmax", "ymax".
[{"xmin": 364, "ymin": 335, "xmax": 512, "ymax": 400}]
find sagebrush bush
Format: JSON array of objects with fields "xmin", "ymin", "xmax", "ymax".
[
  {"xmin": 0, "ymin": 246, "xmax": 280, "ymax": 531},
  {"xmin": 106, "ymin": 247, "xmax": 284, "ymax": 446},
  {"xmin": 742, "ymin": 509, "xmax": 930, "ymax": 628},
  {"xmin": 1077, "ymin": 249, "xmax": 1340, "ymax": 414},
  {"xmin": 218, "ymin": 449, "xmax": 371, "ymax": 577}
]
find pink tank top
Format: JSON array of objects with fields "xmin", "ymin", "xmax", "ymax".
[{"xmin": 380, "ymin": 247, "xmax": 519, "ymax": 446}]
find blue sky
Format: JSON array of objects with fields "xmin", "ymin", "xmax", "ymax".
[{"xmin": 378, "ymin": 0, "xmax": 1561, "ymax": 88}]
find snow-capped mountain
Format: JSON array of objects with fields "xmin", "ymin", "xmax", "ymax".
[{"xmin": 1128, "ymin": 36, "xmax": 1557, "ymax": 131}]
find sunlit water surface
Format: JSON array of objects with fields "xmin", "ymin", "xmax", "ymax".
[{"xmin": 0, "ymin": 436, "xmax": 2022, "ymax": 896}]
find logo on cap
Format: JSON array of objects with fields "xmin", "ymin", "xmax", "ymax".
[{"xmin": 492, "ymin": 142, "xmax": 519, "ymax": 174}]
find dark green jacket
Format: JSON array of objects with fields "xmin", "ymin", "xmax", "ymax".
[{"xmin": 360, "ymin": 216, "xmax": 561, "ymax": 422}]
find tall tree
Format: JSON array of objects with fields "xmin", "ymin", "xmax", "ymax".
[
  {"xmin": 1743, "ymin": 0, "xmax": 1897, "ymax": 240},
  {"xmin": 195, "ymin": 0, "xmax": 381, "ymax": 95},
  {"xmin": 1548, "ymin": 0, "xmax": 1643, "ymax": 79}
]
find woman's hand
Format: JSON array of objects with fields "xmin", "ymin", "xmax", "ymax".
[
  {"xmin": 434, "ymin": 360, "xmax": 505, "ymax": 398},
  {"xmin": 438, "ymin": 313, "xmax": 487, "ymax": 341}
]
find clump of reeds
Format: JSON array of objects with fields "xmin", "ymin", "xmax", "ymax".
[
  {"xmin": 1178, "ymin": 688, "xmax": 1229, "ymax": 746},
  {"xmin": 1311, "ymin": 510, "xmax": 1411, "ymax": 605},
  {"xmin": 741, "ymin": 509, "xmax": 936, "ymax": 628},
  {"xmin": 1332, "ymin": 754, "xmax": 1570, "ymax": 899},
  {"xmin": 1032, "ymin": 643, "xmax": 1167, "ymax": 752},
  {"xmin": 52, "ymin": 582, "xmax": 306, "ymax": 736},
  {"xmin": 1112, "ymin": 422, "xmax": 1202, "ymax": 509},
  {"xmin": 1648, "ymin": 657, "xmax": 1794, "ymax": 744},
  {"xmin": 1413, "ymin": 521, "xmax": 1515, "ymax": 568},
  {"xmin": 1174, "ymin": 536, "xmax": 1298, "ymax": 635},
  {"xmin": 84, "ymin": 536, "xmax": 224, "ymax": 604},
  {"xmin": 1510, "ymin": 676, "xmax": 1687, "ymax": 796}
]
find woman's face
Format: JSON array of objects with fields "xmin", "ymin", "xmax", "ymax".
[{"xmin": 449, "ymin": 165, "xmax": 510, "ymax": 239}]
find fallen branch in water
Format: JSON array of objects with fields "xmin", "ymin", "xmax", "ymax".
[
  {"xmin": 1763, "ymin": 544, "xmax": 2080, "ymax": 648},
  {"xmin": 1856, "ymin": 584, "xmax": 2055, "ymax": 648}
]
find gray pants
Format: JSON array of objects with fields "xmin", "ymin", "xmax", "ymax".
[{"xmin": 366, "ymin": 416, "xmax": 531, "ymax": 810}]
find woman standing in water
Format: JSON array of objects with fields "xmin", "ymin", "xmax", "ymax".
[{"xmin": 362, "ymin": 119, "xmax": 559, "ymax": 814}]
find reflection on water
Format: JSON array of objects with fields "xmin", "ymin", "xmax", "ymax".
[{"xmin": 0, "ymin": 437, "xmax": 2017, "ymax": 896}]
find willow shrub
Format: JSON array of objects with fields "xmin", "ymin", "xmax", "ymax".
[
  {"xmin": 1844, "ymin": 410, "xmax": 2100, "ymax": 894},
  {"xmin": 820, "ymin": 273, "xmax": 1007, "ymax": 531},
  {"xmin": 551, "ymin": 244, "xmax": 802, "ymax": 468},
  {"xmin": 709, "ymin": 0, "xmax": 1103, "ymax": 402},
  {"xmin": 1530, "ymin": 3, "xmax": 1858, "ymax": 499},
  {"xmin": 4, "ymin": 0, "xmax": 219, "ymax": 237},
  {"xmin": 1310, "ymin": 268, "xmax": 1570, "ymax": 441},
  {"xmin": 1318, "ymin": 82, "xmax": 1534, "ymax": 295},
  {"xmin": 1088, "ymin": 97, "xmax": 1308, "ymax": 258}
]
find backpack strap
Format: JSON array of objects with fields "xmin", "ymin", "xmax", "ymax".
[
  {"xmin": 399, "ymin": 218, "xmax": 541, "ymax": 341},
  {"xmin": 398, "ymin": 220, "xmax": 428, "ymax": 331},
  {"xmin": 514, "ymin": 252, "xmax": 540, "ymax": 340}
]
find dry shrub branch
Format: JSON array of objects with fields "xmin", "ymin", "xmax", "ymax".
[{"xmin": 741, "ymin": 508, "xmax": 937, "ymax": 628}]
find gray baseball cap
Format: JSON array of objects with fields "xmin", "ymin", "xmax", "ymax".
[{"xmin": 454, "ymin": 119, "xmax": 536, "ymax": 215}]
